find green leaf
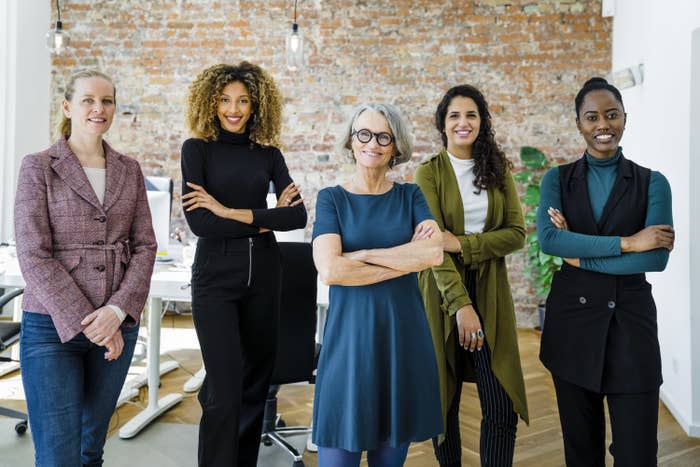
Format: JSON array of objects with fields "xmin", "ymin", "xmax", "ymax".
[
  {"xmin": 513, "ymin": 171, "xmax": 531, "ymax": 183},
  {"xmin": 523, "ymin": 185, "xmax": 540, "ymax": 206},
  {"xmin": 520, "ymin": 146, "xmax": 548, "ymax": 170}
]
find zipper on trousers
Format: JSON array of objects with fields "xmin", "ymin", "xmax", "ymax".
[{"xmin": 247, "ymin": 238, "xmax": 253, "ymax": 287}]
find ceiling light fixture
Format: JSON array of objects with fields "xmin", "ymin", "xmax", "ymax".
[
  {"xmin": 285, "ymin": 0, "xmax": 304, "ymax": 71},
  {"xmin": 46, "ymin": 0, "xmax": 70, "ymax": 55}
]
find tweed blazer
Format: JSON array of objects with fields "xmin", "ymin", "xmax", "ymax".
[{"xmin": 14, "ymin": 137, "xmax": 157, "ymax": 343}]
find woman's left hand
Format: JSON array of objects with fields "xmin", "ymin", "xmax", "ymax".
[
  {"xmin": 104, "ymin": 330, "xmax": 124, "ymax": 361},
  {"xmin": 441, "ymin": 230, "xmax": 461, "ymax": 253},
  {"xmin": 276, "ymin": 183, "xmax": 303, "ymax": 208},
  {"xmin": 549, "ymin": 207, "xmax": 579, "ymax": 266},
  {"xmin": 411, "ymin": 223, "xmax": 435, "ymax": 242},
  {"xmin": 81, "ymin": 306, "xmax": 121, "ymax": 346},
  {"xmin": 548, "ymin": 207, "xmax": 569, "ymax": 230},
  {"xmin": 182, "ymin": 182, "xmax": 229, "ymax": 217}
]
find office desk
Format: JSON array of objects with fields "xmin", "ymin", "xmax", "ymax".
[
  {"xmin": 117, "ymin": 264, "xmax": 191, "ymax": 438},
  {"xmin": 0, "ymin": 247, "xmax": 191, "ymax": 439}
]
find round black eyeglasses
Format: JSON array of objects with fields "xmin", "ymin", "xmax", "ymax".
[{"xmin": 352, "ymin": 128, "xmax": 394, "ymax": 147}]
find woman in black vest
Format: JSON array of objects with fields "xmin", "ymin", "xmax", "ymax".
[{"xmin": 536, "ymin": 77, "xmax": 674, "ymax": 466}]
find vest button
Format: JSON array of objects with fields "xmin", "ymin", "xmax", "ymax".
[
  {"xmin": 96, "ymin": 265, "xmax": 106, "ymax": 272},
  {"xmin": 608, "ymin": 300, "xmax": 616, "ymax": 309},
  {"xmin": 94, "ymin": 240, "xmax": 105, "ymax": 245},
  {"xmin": 579, "ymin": 296, "xmax": 587, "ymax": 304}
]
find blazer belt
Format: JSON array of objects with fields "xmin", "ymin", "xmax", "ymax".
[{"xmin": 54, "ymin": 239, "xmax": 132, "ymax": 271}]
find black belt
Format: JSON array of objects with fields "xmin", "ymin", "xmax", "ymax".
[{"xmin": 198, "ymin": 232, "xmax": 276, "ymax": 254}]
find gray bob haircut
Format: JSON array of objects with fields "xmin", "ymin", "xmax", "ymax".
[{"xmin": 338, "ymin": 103, "xmax": 413, "ymax": 168}]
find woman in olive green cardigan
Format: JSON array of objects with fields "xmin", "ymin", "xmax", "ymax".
[{"xmin": 415, "ymin": 84, "xmax": 529, "ymax": 467}]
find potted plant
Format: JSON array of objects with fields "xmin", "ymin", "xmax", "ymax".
[{"xmin": 514, "ymin": 146, "xmax": 562, "ymax": 331}]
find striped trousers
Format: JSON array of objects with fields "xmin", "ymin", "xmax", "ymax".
[{"xmin": 433, "ymin": 271, "xmax": 518, "ymax": 466}]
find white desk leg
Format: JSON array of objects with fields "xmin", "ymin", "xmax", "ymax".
[
  {"xmin": 119, "ymin": 297, "xmax": 183, "ymax": 439},
  {"xmin": 0, "ymin": 289, "xmax": 23, "ymax": 377},
  {"xmin": 183, "ymin": 366, "xmax": 205, "ymax": 393}
]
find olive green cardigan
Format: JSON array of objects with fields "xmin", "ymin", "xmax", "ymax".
[{"xmin": 414, "ymin": 150, "xmax": 529, "ymax": 430}]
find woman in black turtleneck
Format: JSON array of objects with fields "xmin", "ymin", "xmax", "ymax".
[{"xmin": 180, "ymin": 62, "xmax": 307, "ymax": 467}]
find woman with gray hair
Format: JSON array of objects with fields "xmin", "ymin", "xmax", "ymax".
[{"xmin": 311, "ymin": 103, "xmax": 444, "ymax": 466}]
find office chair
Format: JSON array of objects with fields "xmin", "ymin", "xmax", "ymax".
[
  {"xmin": 261, "ymin": 242, "xmax": 318, "ymax": 467},
  {"xmin": 0, "ymin": 288, "xmax": 28, "ymax": 435}
]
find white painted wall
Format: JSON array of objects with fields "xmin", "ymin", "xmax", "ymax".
[
  {"xmin": 0, "ymin": 0, "xmax": 51, "ymax": 242},
  {"xmin": 612, "ymin": 0, "xmax": 700, "ymax": 436}
]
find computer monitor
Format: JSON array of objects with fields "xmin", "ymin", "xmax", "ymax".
[{"xmin": 146, "ymin": 190, "xmax": 171, "ymax": 259}]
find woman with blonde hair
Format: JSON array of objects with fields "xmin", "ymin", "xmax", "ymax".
[
  {"xmin": 15, "ymin": 69, "xmax": 156, "ymax": 465},
  {"xmin": 181, "ymin": 61, "xmax": 307, "ymax": 467}
]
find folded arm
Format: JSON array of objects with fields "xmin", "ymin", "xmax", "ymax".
[
  {"xmin": 346, "ymin": 220, "xmax": 443, "ymax": 273},
  {"xmin": 537, "ymin": 167, "xmax": 621, "ymax": 258},
  {"xmin": 544, "ymin": 170, "xmax": 674, "ymax": 274},
  {"xmin": 313, "ymin": 233, "xmax": 410, "ymax": 286},
  {"xmin": 449, "ymin": 171, "xmax": 526, "ymax": 265}
]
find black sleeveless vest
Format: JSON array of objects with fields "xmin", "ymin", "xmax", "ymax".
[{"xmin": 539, "ymin": 154, "xmax": 661, "ymax": 393}]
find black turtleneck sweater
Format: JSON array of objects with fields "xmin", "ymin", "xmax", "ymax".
[{"xmin": 181, "ymin": 129, "xmax": 307, "ymax": 239}]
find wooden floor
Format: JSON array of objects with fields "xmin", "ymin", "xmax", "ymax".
[{"xmin": 2, "ymin": 316, "xmax": 700, "ymax": 466}]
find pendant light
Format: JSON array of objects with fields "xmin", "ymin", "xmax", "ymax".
[
  {"xmin": 46, "ymin": 0, "xmax": 70, "ymax": 55},
  {"xmin": 285, "ymin": 0, "xmax": 304, "ymax": 71}
]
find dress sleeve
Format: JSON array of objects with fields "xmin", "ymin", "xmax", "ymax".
[
  {"xmin": 410, "ymin": 183, "xmax": 434, "ymax": 227},
  {"xmin": 251, "ymin": 148, "xmax": 307, "ymax": 231},
  {"xmin": 537, "ymin": 167, "xmax": 621, "ymax": 258},
  {"xmin": 312, "ymin": 188, "xmax": 340, "ymax": 240},
  {"xmin": 580, "ymin": 171, "xmax": 672, "ymax": 274},
  {"xmin": 180, "ymin": 138, "xmax": 259, "ymax": 238}
]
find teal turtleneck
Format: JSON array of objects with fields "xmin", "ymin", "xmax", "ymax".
[{"xmin": 537, "ymin": 148, "xmax": 673, "ymax": 275}]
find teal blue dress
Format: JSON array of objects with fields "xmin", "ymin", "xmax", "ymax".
[{"xmin": 311, "ymin": 183, "xmax": 443, "ymax": 451}]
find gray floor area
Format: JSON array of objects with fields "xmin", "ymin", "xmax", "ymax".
[{"xmin": 0, "ymin": 419, "xmax": 309, "ymax": 467}]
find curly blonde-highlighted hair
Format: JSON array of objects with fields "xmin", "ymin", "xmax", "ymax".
[{"xmin": 186, "ymin": 62, "xmax": 282, "ymax": 146}]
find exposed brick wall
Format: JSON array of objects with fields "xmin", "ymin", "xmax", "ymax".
[{"xmin": 49, "ymin": 0, "xmax": 611, "ymax": 326}]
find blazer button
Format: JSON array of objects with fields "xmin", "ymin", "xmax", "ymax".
[
  {"xmin": 94, "ymin": 240, "xmax": 105, "ymax": 245},
  {"xmin": 579, "ymin": 296, "xmax": 587, "ymax": 304},
  {"xmin": 96, "ymin": 265, "xmax": 106, "ymax": 272},
  {"xmin": 95, "ymin": 215, "xmax": 106, "ymax": 223},
  {"xmin": 608, "ymin": 300, "xmax": 616, "ymax": 309}
]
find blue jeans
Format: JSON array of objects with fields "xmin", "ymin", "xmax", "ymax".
[{"xmin": 20, "ymin": 311, "xmax": 138, "ymax": 467}]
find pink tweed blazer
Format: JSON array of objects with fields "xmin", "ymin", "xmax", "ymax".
[{"xmin": 14, "ymin": 137, "xmax": 157, "ymax": 342}]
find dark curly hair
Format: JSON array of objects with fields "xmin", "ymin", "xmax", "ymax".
[
  {"xmin": 186, "ymin": 62, "xmax": 282, "ymax": 146},
  {"xmin": 435, "ymin": 84, "xmax": 511, "ymax": 192}
]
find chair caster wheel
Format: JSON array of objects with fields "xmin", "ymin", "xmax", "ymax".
[
  {"xmin": 15, "ymin": 420, "xmax": 27, "ymax": 435},
  {"xmin": 292, "ymin": 461, "xmax": 305, "ymax": 467},
  {"xmin": 276, "ymin": 418, "xmax": 286, "ymax": 428}
]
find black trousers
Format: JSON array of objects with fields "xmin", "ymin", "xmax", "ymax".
[
  {"xmin": 552, "ymin": 375, "xmax": 659, "ymax": 467},
  {"xmin": 191, "ymin": 234, "xmax": 281, "ymax": 467},
  {"xmin": 433, "ymin": 271, "xmax": 518, "ymax": 467}
]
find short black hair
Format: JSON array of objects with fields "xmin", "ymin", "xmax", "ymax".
[{"xmin": 574, "ymin": 77, "xmax": 624, "ymax": 116}]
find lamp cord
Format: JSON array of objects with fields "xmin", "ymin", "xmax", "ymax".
[
  {"xmin": 56, "ymin": 0, "xmax": 61, "ymax": 23},
  {"xmin": 293, "ymin": 0, "xmax": 298, "ymax": 22}
]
